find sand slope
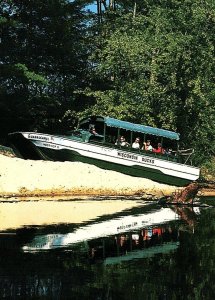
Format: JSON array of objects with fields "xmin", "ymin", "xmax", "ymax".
[{"xmin": 0, "ymin": 154, "xmax": 179, "ymax": 198}]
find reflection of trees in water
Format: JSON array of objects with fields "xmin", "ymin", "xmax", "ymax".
[
  {"xmin": 95, "ymin": 209, "xmax": 215, "ymax": 300},
  {"xmin": 0, "ymin": 223, "xmax": 179, "ymax": 298},
  {"xmin": 0, "ymin": 274, "xmax": 62, "ymax": 299},
  {"xmin": 0, "ymin": 209, "xmax": 214, "ymax": 299},
  {"xmin": 0, "ymin": 249, "xmax": 94, "ymax": 299},
  {"xmin": 173, "ymin": 208, "xmax": 215, "ymax": 300},
  {"xmin": 173, "ymin": 206, "xmax": 197, "ymax": 228}
]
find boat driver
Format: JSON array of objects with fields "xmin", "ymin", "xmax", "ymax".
[{"xmin": 89, "ymin": 126, "xmax": 98, "ymax": 135}]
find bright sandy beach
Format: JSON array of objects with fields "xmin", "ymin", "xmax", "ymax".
[{"xmin": 0, "ymin": 154, "xmax": 180, "ymax": 199}]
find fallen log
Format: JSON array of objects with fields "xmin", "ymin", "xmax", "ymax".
[{"xmin": 158, "ymin": 179, "xmax": 215, "ymax": 205}]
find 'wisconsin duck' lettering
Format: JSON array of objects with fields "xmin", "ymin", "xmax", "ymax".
[
  {"xmin": 117, "ymin": 152, "xmax": 138, "ymax": 160},
  {"xmin": 142, "ymin": 157, "xmax": 155, "ymax": 164}
]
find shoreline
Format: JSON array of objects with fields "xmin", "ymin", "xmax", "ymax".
[
  {"xmin": 0, "ymin": 188, "xmax": 214, "ymax": 201},
  {"xmin": 0, "ymin": 154, "xmax": 214, "ymax": 200}
]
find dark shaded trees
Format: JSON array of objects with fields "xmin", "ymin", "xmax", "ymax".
[
  {"xmin": 0, "ymin": 0, "xmax": 214, "ymax": 164},
  {"xmin": 0, "ymin": 0, "xmax": 90, "ymax": 136}
]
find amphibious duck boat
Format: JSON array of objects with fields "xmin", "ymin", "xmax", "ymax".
[{"xmin": 8, "ymin": 116, "xmax": 200, "ymax": 186}]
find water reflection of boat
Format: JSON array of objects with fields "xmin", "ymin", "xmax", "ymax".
[
  {"xmin": 22, "ymin": 207, "xmax": 179, "ymax": 251},
  {"xmin": 104, "ymin": 242, "xmax": 179, "ymax": 265},
  {"xmin": 87, "ymin": 223, "xmax": 181, "ymax": 264}
]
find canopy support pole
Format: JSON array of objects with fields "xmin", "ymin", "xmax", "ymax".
[
  {"xmin": 103, "ymin": 123, "xmax": 106, "ymax": 143},
  {"xmin": 130, "ymin": 131, "xmax": 133, "ymax": 147}
]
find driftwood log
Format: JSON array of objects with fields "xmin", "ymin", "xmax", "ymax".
[{"xmin": 159, "ymin": 180, "xmax": 215, "ymax": 205}]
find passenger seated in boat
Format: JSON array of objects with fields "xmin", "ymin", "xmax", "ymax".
[
  {"xmin": 115, "ymin": 136, "xmax": 129, "ymax": 147},
  {"xmin": 153, "ymin": 143, "xmax": 164, "ymax": 154},
  {"xmin": 165, "ymin": 148, "xmax": 173, "ymax": 156},
  {"xmin": 142, "ymin": 140, "xmax": 153, "ymax": 151},
  {"xmin": 132, "ymin": 137, "xmax": 140, "ymax": 149}
]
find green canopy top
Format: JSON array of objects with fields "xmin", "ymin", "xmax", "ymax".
[{"xmin": 79, "ymin": 116, "xmax": 180, "ymax": 140}]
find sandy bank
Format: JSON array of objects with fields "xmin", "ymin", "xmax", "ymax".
[{"xmin": 0, "ymin": 154, "xmax": 180, "ymax": 199}]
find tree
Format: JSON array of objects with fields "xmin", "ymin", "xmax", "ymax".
[
  {"xmin": 0, "ymin": 0, "xmax": 90, "ymax": 136},
  {"xmin": 83, "ymin": 0, "xmax": 215, "ymax": 163}
]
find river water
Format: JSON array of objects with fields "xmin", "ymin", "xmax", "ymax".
[{"xmin": 0, "ymin": 197, "xmax": 214, "ymax": 299}]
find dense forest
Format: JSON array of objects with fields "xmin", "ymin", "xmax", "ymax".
[{"xmin": 0, "ymin": 0, "xmax": 214, "ymax": 168}]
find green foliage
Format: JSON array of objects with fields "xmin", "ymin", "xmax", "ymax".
[
  {"xmin": 0, "ymin": 0, "xmax": 214, "ymax": 166},
  {"xmin": 84, "ymin": 0, "xmax": 215, "ymax": 164},
  {"xmin": 0, "ymin": 0, "xmax": 90, "ymax": 134},
  {"xmin": 13, "ymin": 64, "xmax": 48, "ymax": 84},
  {"xmin": 201, "ymin": 157, "xmax": 215, "ymax": 181}
]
